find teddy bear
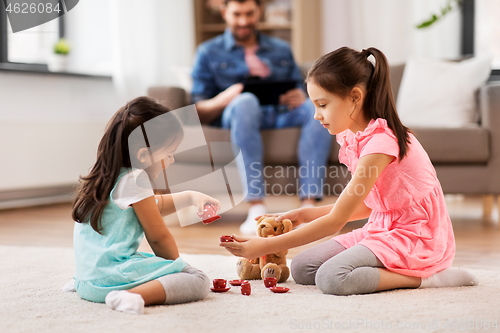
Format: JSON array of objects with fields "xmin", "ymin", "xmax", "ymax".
[{"xmin": 236, "ymin": 216, "xmax": 293, "ymax": 283}]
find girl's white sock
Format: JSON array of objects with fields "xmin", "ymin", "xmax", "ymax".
[
  {"xmin": 62, "ymin": 279, "xmax": 76, "ymax": 292},
  {"xmin": 105, "ymin": 290, "xmax": 145, "ymax": 315},
  {"xmin": 419, "ymin": 268, "xmax": 478, "ymax": 288}
]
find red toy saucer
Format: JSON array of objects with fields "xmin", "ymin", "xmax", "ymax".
[
  {"xmin": 210, "ymin": 286, "xmax": 231, "ymax": 292},
  {"xmin": 229, "ymin": 279, "xmax": 247, "ymax": 286},
  {"xmin": 202, "ymin": 216, "xmax": 221, "ymax": 224},
  {"xmin": 269, "ymin": 287, "xmax": 289, "ymax": 293}
]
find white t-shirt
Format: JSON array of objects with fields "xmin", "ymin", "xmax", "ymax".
[{"xmin": 112, "ymin": 169, "xmax": 155, "ymax": 210}]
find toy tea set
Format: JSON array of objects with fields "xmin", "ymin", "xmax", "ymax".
[{"xmin": 197, "ymin": 205, "xmax": 291, "ymax": 295}]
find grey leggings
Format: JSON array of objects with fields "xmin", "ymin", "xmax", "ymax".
[
  {"xmin": 291, "ymin": 240, "xmax": 384, "ymax": 296},
  {"xmin": 156, "ymin": 265, "xmax": 210, "ymax": 305}
]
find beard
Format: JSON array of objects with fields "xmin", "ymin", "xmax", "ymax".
[{"xmin": 232, "ymin": 25, "xmax": 257, "ymax": 42}]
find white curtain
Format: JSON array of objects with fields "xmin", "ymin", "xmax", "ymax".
[
  {"xmin": 110, "ymin": 0, "xmax": 195, "ymax": 100},
  {"xmin": 321, "ymin": 0, "xmax": 461, "ymax": 64}
]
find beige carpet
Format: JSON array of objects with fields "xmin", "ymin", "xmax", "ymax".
[{"xmin": 1, "ymin": 245, "xmax": 499, "ymax": 333}]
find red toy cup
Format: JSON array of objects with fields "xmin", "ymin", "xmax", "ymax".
[
  {"xmin": 264, "ymin": 277, "xmax": 277, "ymax": 288},
  {"xmin": 213, "ymin": 279, "xmax": 227, "ymax": 289},
  {"xmin": 197, "ymin": 204, "xmax": 221, "ymax": 224},
  {"xmin": 220, "ymin": 235, "xmax": 234, "ymax": 243},
  {"xmin": 241, "ymin": 281, "xmax": 251, "ymax": 296}
]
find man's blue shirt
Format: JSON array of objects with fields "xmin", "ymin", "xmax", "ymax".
[{"xmin": 191, "ymin": 28, "xmax": 305, "ymax": 104}]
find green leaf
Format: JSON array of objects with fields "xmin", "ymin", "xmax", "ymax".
[
  {"xmin": 416, "ymin": 0, "xmax": 462, "ymax": 29},
  {"xmin": 416, "ymin": 15, "xmax": 438, "ymax": 29}
]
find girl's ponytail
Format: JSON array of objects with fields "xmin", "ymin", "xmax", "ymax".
[
  {"xmin": 362, "ymin": 48, "xmax": 410, "ymax": 160},
  {"xmin": 307, "ymin": 46, "xmax": 411, "ymax": 161}
]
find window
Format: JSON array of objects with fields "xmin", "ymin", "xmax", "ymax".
[
  {"xmin": 0, "ymin": 2, "xmax": 7, "ymax": 63},
  {"xmin": 7, "ymin": 17, "xmax": 59, "ymax": 64},
  {"xmin": 0, "ymin": 0, "xmax": 63, "ymax": 70},
  {"xmin": 475, "ymin": 0, "xmax": 500, "ymax": 69},
  {"xmin": 462, "ymin": 0, "xmax": 500, "ymax": 79}
]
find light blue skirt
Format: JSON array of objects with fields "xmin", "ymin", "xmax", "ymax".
[{"xmin": 75, "ymin": 253, "xmax": 187, "ymax": 303}]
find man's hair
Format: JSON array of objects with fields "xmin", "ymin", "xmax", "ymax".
[{"xmin": 224, "ymin": 0, "xmax": 261, "ymax": 6}]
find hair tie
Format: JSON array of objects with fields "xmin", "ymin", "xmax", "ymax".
[{"xmin": 361, "ymin": 49, "xmax": 370, "ymax": 58}]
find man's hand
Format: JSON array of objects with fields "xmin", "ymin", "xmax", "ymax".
[
  {"xmin": 279, "ymin": 88, "xmax": 306, "ymax": 110},
  {"xmin": 195, "ymin": 83, "xmax": 243, "ymax": 124},
  {"xmin": 213, "ymin": 83, "xmax": 244, "ymax": 110}
]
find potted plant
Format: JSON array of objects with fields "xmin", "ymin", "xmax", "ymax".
[{"xmin": 48, "ymin": 38, "xmax": 70, "ymax": 72}]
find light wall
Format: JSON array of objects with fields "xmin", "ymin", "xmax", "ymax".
[{"xmin": 0, "ymin": 72, "xmax": 122, "ymax": 192}]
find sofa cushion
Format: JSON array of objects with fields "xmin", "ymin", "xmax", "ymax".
[
  {"xmin": 412, "ymin": 126, "xmax": 490, "ymax": 163},
  {"xmin": 397, "ymin": 57, "xmax": 491, "ymax": 128}
]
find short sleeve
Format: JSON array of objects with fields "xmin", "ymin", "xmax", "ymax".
[
  {"xmin": 112, "ymin": 169, "xmax": 154, "ymax": 210},
  {"xmin": 359, "ymin": 131, "xmax": 399, "ymax": 161}
]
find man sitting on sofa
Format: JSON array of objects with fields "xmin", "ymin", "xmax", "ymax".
[{"xmin": 191, "ymin": 0, "xmax": 332, "ymax": 234}]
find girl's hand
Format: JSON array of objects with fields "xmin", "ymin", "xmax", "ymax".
[
  {"xmin": 189, "ymin": 191, "xmax": 222, "ymax": 213},
  {"xmin": 219, "ymin": 234, "xmax": 271, "ymax": 259},
  {"xmin": 255, "ymin": 208, "xmax": 304, "ymax": 228}
]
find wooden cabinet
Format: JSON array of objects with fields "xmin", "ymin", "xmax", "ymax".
[{"xmin": 193, "ymin": 0, "xmax": 322, "ymax": 64}]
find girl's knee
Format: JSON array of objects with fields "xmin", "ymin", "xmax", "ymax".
[
  {"xmin": 291, "ymin": 254, "xmax": 318, "ymax": 285},
  {"xmin": 194, "ymin": 270, "xmax": 210, "ymax": 300},
  {"xmin": 182, "ymin": 266, "xmax": 210, "ymax": 300},
  {"xmin": 198, "ymin": 271, "xmax": 210, "ymax": 291},
  {"xmin": 290, "ymin": 258, "xmax": 307, "ymax": 285},
  {"xmin": 316, "ymin": 265, "xmax": 380, "ymax": 296},
  {"xmin": 315, "ymin": 265, "xmax": 352, "ymax": 296},
  {"xmin": 196, "ymin": 282, "xmax": 210, "ymax": 301}
]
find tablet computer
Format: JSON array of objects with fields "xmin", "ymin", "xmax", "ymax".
[{"xmin": 242, "ymin": 79, "xmax": 297, "ymax": 105}]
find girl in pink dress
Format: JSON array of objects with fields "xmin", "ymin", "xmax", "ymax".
[{"xmin": 221, "ymin": 47, "xmax": 478, "ymax": 295}]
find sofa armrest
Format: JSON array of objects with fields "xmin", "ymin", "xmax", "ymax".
[
  {"xmin": 480, "ymin": 82, "xmax": 500, "ymax": 193},
  {"xmin": 480, "ymin": 82, "xmax": 500, "ymax": 129},
  {"xmin": 147, "ymin": 86, "xmax": 189, "ymax": 110}
]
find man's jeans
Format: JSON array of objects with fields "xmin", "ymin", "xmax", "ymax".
[{"xmin": 221, "ymin": 92, "xmax": 333, "ymax": 201}]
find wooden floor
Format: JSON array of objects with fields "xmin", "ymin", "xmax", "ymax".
[{"xmin": 0, "ymin": 195, "xmax": 499, "ymax": 269}]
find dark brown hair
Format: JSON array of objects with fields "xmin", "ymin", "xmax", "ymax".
[
  {"xmin": 224, "ymin": 0, "xmax": 260, "ymax": 6},
  {"xmin": 71, "ymin": 96, "xmax": 183, "ymax": 233},
  {"xmin": 306, "ymin": 47, "xmax": 410, "ymax": 161}
]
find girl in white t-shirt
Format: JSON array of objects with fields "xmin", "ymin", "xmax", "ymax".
[{"xmin": 69, "ymin": 96, "xmax": 220, "ymax": 314}]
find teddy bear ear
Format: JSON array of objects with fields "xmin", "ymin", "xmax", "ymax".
[
  {"xmin": 282, "ymin": 219, "xmax": 293, "ymax": 233},
  {"xmin": 256, "ymin": 216, "xmax": 267, "ymax": 225}
]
